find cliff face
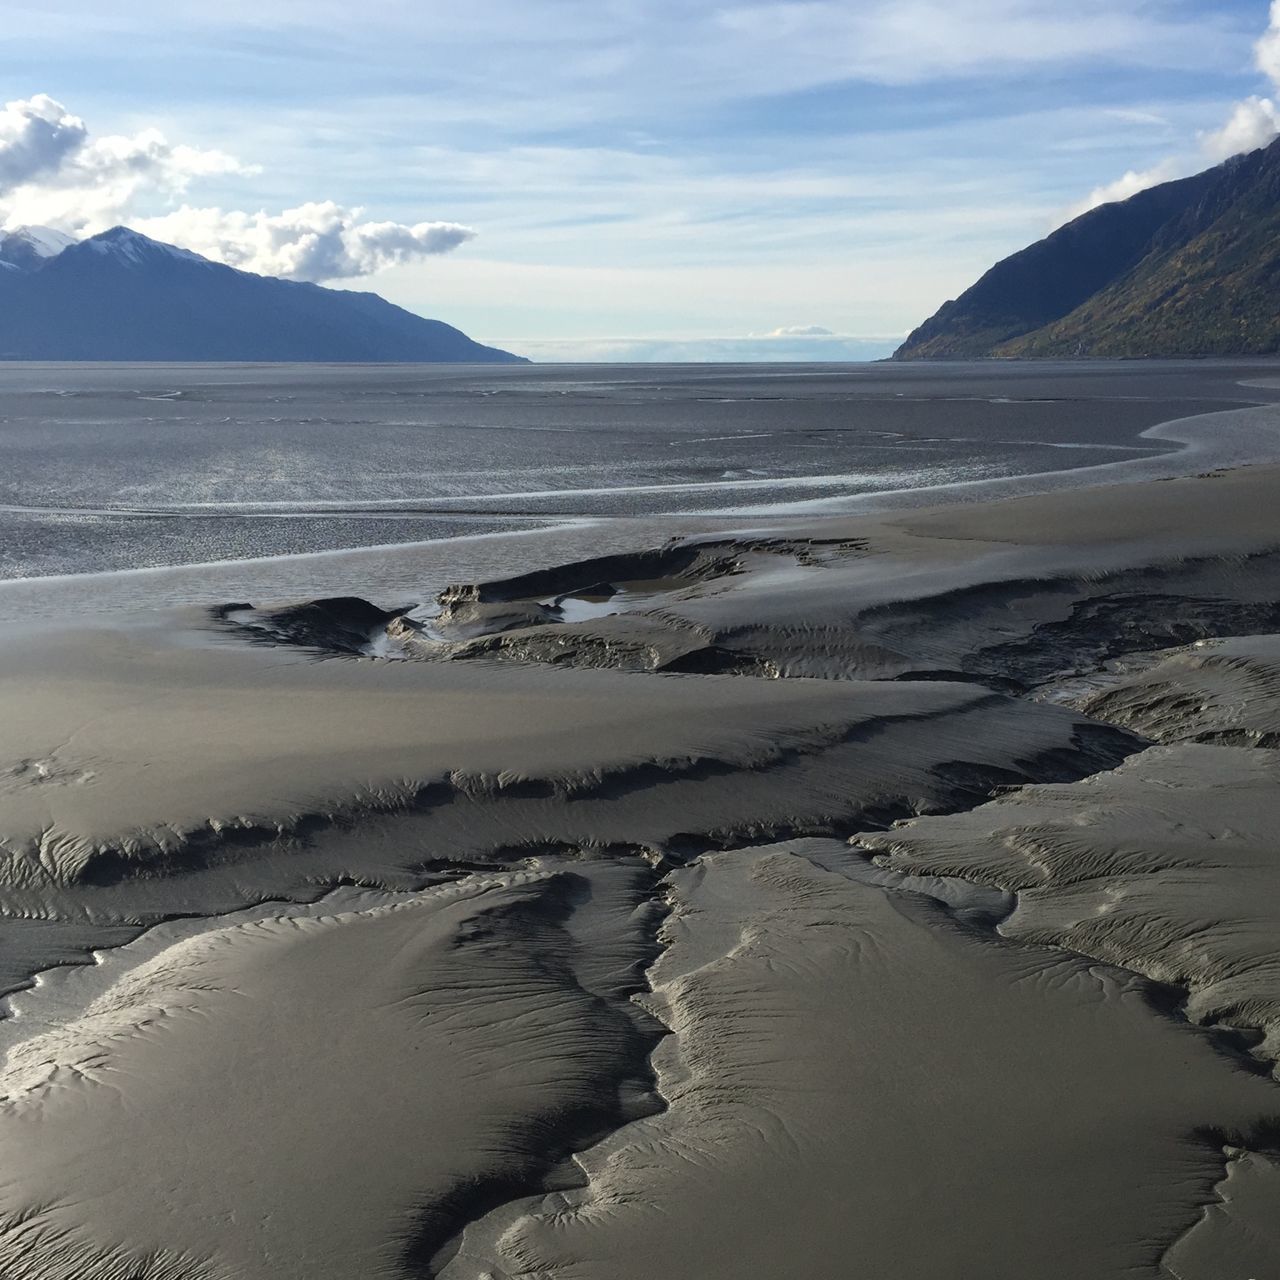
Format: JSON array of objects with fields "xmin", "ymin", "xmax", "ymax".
[{"xmin": 895, "ymin": 137, "xmax": 1280, "ymax": 359}]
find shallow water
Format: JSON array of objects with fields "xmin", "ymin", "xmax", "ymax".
[{"xmin": 0, "ymin": 358, "xmax": 1277, "ymax": 619}]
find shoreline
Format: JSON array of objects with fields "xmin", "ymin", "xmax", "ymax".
[
  {"xmin": 724, "ymin": 393, "xmax": 1280, "ymax": 517},
  {"xmin": 2, "ymin": 382, "xmax": 1277, "ymax": 627}
]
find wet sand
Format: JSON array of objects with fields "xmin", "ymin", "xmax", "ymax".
[
  {"xmin": 448, "ymin": 843, "xmax": 1275, "ymax": 1280},
  {"xmin": 2, "ymin": 431, "xmax": 1280, "ymax": 1275}
]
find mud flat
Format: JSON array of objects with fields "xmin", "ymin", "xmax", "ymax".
[
  {"xmin": 1072, "ymin": 632, "xmax": 1280, "ymax": 745},
  {"xmin": 446, "ymin": 843, "xmax": 1278, "ymax": 1280},
  {"xmin": 0, "ymin": 612, "xmax": 1132, "ymax": 939},
  {"xmin": 3, "ymin": 457, "xmax": 1280, "ymax": 1276}
]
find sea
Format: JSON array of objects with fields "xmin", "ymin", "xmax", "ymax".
[{"xmin": 1, "ymin": 359, "xmax": 1277, "ymax": 620}]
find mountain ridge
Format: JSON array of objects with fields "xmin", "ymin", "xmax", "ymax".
[
  {"xmin": 894, "ymin": 136, "xmax": 1280, "ymax": 360},
  {"xmin": 0, "ymin": 226, "xmax": 526, "ymax": 363}
]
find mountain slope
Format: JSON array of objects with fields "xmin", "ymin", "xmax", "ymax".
[
  {"xmin": 0, "ymin": 227, "xmax": 525, "ymax": 363},
  {"xmin": 895, "ymin": 137, "xmax": 1280, "ymax": 360},
  {"xmin": 0, "ymin": 226, "xmax": 76, "ymax": 272}
]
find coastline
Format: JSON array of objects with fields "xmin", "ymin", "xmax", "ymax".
[
  {"xmin": 727, "ymin": 394, "xmax": 1280, "ymax": 517},
  {"xmin": 1, "ymin": 375, "xmax": 1277, "ymax": 625},
  {"xmin": 1, "ymin": 391, "xmax": 1280, "ymax": 1275}
]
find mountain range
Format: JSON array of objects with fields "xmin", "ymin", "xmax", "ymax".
[
  {"xmin": 895, "ymin": 134, "xmax": 1280, "ymax": 359},
  {"xmin": 0, "ymin": 226, "xmax": 525, "ymax": 363}
]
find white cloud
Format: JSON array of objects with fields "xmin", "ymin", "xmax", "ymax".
[
  {"xmin": 133, "ymin": 202, "xmax": 475, "ymax": 282},
  {"xmin": 765, "ymin": 324, "xmax": 835, "ymax": 336},
  {"xmin": 1257, "ymin": 0, "xmax": 1280, "ymax": 90},
  {"xmin": 1066, "ymin": 159, "xmax": 1181, "ymax": 219},
  {"xmin": 1200, "ymin": 95, "xmax": 1280, "ymax": 163},
  {"xmin": 0, "ymin": 95, "xmax": 250, "ymax": 231},
  {"xmin": 1064, "ymin": 4, "xmax": 1280, "ymax": 221},
  {"xmin": 0, "ymin": 94, "xmax": 87, "ymax": 191},
  {"xmin": 0, "ymin": 95, "xmax": 475, "ymax": 282}
]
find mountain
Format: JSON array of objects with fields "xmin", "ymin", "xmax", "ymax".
[
  {"xmin": 0, "ymin": 226, "xmax": 526, "ymax": 362},
  {"xmin": 0, "ymin": 226, "xmax": 76, "ymax": 272},
  {"xmin": 895, "ymin": 135, "xmax": 1280, "ymax": 359}
]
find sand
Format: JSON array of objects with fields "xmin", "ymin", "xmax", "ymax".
[
  {"xmin": 360, "ymin": 465, "xmax": 1280, "ymax": 687},
  {"xmin": 3, "ymin": 442, "xmax": 1280, "ymax": 1275},
  {"xmin": 856, "ymin": 744, "xmax": 1280, "ymax": 1277},
  {"xmin": 447, "ymin": 843, "xmax": 1277, "ymax": 1280},
  {"xmin": 0, "ymin": 863, "xmax": 663, "ymax": 1279},
  {"xmin": 0, "ymin": 610, "xmax": 1135, "ymax": 956},
  {"xmin": 1074, "ymin": 633, "xmax": 1280, "ymax": 745}
]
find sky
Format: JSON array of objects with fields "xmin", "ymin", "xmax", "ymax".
[{"xmin": 2, "ymin": 1, "xmax": 1279, "ymax": 360}]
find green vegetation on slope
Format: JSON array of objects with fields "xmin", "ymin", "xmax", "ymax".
[{"xmin": 896, "ymin": 136, "xmax": 1280, "ymax": 359}]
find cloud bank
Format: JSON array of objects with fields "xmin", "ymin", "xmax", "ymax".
[
  {"xmin": 0, "ymin": 95, "xmax": 474, "ymax": 281},
  {"xmin": 0, "ymin": 95, "xmax": 250, "ymax": 228},
  {"xmin": 133, "ymin": 203, "xmax": 475, "ymax": 283},
  {"xmin": 1068, "ymin": 5, "xmax": 1280, "ymax": 220},
  {"xmin": 500, "ymin": 332, "xmax": 898, "ymax": 363}
]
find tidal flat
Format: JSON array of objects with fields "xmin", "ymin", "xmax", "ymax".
[{"xmin": 1, "ymin": 366, "xmax": 1280, "ymax": 1277}]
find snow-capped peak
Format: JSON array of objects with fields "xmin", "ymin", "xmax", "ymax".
[
  {"xmin": 9, "ymin": 226, "xmax": 76, "ymax": 258},
  {"xmin": 0, "ymin": 225, "xmax": 77, "ymax": 272},
  {"xmin": 82, "ymin": 226, "xmax": 209, "ymax": 268}
]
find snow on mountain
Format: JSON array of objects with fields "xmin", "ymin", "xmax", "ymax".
[
  {"xmin": 15, "ymin": 226, "xmax": 76, "ymax": 258},
  {"xmin": 0, "ymin": 225, "xmax": 210, "ymax": 273},
  {"xmin": 0, "ymin": 225, "xmax": 77, "ymax": 271},
  {"xmin": 79, "ymin": 226, "xmax": 209, "ymax": 268}
]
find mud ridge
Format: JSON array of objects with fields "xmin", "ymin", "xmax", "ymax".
[{"xmin": 0, "ymin": 699, "xmax": 1141, "ymax": 898}]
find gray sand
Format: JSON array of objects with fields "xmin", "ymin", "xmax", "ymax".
[
  {"xmin": 1075, "ymin": 633, "xmax": 1280, "ymax": 745},
  {"xmin": 452, "ymin": 844, "xmax": 1278, "ymax": 1280},
  {"xmin": 861, "ymin": 745, "xmax": 1280, "ymax": 1067},
  {"xmin": 4, "ymin": 451, "xmax": 1280, "ymax": 1276},
  {"xmin": 858, "ymin": 705, "xmax": 1280, "ymax": 1277},
  {"xmin": 0, "ymin": 862, "xmax": 662, "ymax": 1280},
  {"xmin": 847, "ymin": 474, "xmax": 1280, "ymax": 1276},
  {"xmin": 0, "ymin": 613, "xmax": 1134, "ymax": 933},
  {"xmin": 1164, "ymin": 1150, "xmax": 1280, "ymax": 1278},
  {"xmin": 372, "ymin": 465, "xmax": 1280, "ymax": 687}
]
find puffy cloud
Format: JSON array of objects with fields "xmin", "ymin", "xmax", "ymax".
[
  {"xmin": 765, "ymin": 324, "xmax": 835, "ymax": 337},
  {"xmin": 1200, "ymin": 95, "xmax": 1280, "ymax": 164},
  {"xmin": 0, "ymin": 95, "xmax": 475, "ymax": 281},
  {"xmin": 1257, "ymin": 0, "xmax": 1280, "ymax": 90},
  {"xmin": 0, "ymin": 93, "xmax": 252, "ymax": 232},
  {"xmin": 0, "ymin": 95, "xmax": 88, "ymax": 191},
  {"xmin": 133, "ymin": 202, "xmax": 476, "ymax": 282},
  {"xmin": 1066, "ymin": 3, "xmax": 1280, "ymax": 222},
  {"xmin": 1066, "ymin": 159, "xmax": 1181, "ymax": 220}
]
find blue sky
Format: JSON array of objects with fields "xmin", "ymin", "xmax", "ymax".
[{"xmin": 2, "ymin": 1, "xmax": 1278, "ymax": 358}]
